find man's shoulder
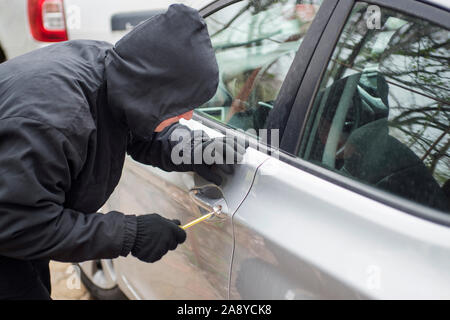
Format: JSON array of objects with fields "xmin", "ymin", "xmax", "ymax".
[{"xmin": 0, "ymin": 40, "xmax": 109, "ymax": 157}]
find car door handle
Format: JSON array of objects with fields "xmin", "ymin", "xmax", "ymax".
[{"xmin": 189, "ymin": 185, "xmax": 229, "ymax": 220}]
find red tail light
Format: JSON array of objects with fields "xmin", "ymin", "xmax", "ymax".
[{"xmin": 28, "ymin": 0, "xmax": 68, "ymax": 42}]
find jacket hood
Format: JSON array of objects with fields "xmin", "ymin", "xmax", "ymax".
[{"xmin": 105, "ymin": 4, "xmax": 219, "ymax": 140}]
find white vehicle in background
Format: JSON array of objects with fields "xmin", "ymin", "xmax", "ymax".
[{"xmin": 0, "ymin": 0, "xmax": 194, "ymax": 63}]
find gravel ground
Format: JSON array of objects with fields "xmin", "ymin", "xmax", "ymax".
[{"xmin": 50, "ymin": 261, "xmax": 92, "ymax": 300}]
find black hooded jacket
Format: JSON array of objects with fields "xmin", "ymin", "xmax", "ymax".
[{"xmin": 0, "ymin": 4, "xmax": 218, "ymax": 262}]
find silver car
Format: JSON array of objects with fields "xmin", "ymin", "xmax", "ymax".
[
  {"xmin": 79, "ymin": 0, "xmax": 450, "ymax": 299},
  {"xmin": 0, "ymin": 0, "xmax": 190, "ymax": 62}
]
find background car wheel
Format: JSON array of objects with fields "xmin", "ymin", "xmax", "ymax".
[{"xmin": 78, "ymin": 260, "xmax": 127, "ymax": 300}]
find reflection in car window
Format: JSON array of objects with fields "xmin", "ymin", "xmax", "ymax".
[
  {"xmin": 299, "ymin": 2, "xmax": 449, "ymax": 214},
  {"xmin": 197, "ymin": 0, "xmax": 323, "ymax": 136}
]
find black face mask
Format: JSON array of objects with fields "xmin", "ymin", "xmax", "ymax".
[{"xmin": 105, "ymin": 4, "xmax": 219, "ymax": 141}]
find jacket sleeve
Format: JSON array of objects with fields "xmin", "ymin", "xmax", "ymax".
[
  {"xmin": 0, "ymin": 117, "xmax": 137, "ymax": 262},
  {"xmin": 127, "ymin": 122, "xmax": 193, "ymax": 172}
]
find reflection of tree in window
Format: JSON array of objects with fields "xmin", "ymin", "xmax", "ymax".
[
  {"xmin": 302, "ymin": 3, "xmax": 450, "ymax": 213},
  {"xmin": 201, "ymin": 0, "xmax": 322, "ymax": 133},
  {"xmin": 320, "ymin": 4, "xmax": 449, "ymax": 190}
]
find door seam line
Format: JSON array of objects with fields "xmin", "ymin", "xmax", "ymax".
[{"xmin": 227, "ymin": 157, "xmax": 270, "ymax": 299}]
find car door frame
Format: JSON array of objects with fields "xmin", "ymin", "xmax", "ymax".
[{"xmin": 277, "ymin": 0, "xmax": 450, "ymax": 226}]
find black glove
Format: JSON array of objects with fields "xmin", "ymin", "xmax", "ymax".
[
  {"xmin": 131, "ymin": 214, "xmax": 187, "ymax": 263},
  {"xmin": 127, "ymin": 123, "xmax": 248, "ymax": 185},
  {"xmin": 170, "ymin": 126, "xmax": 248, "ymax": 185}
]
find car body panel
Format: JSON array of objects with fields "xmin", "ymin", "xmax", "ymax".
[
  {"xmin": 101, "ymin": 118, "xmax": 269, "ymax": 299},
  {"xmin": 62, "ymin": 0, "xmax": 192, "ymax": 44},
  {"xmin": 0, "ymin": 0, "xmax": 47, "ymax": 59},
  {"xmin": 230, "ymin": 156, "xmax": 450, "ymax": 299}
]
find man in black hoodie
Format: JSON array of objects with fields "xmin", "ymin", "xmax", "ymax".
[{"xmin": 0, "ymin": 4, "xmax": 242, "ymax": 299}]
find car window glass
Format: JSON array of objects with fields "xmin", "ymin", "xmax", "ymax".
[
  {"xmin": 298, "ymin": 2, "xmax": 450, "ymax": 214},
  {"xmin": 197, "ymin": 0, "xmax": 323, "ymax": 136}
]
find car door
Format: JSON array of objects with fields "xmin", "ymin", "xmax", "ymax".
[
  {"xmin": 229, "ymin": 0, "xmax": 450, "ymax": 299},
  {"xmin": 98, "ymin": 0, "xmax": 332, "ymax": 300}
]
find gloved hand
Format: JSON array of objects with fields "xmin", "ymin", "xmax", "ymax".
[
  {"xmin": 170, "ymin": 125, "xmax": 248, "ymax": 185},
  {"xmin": 127, "ymin": 123, "xmax": 248, "ymax": 185},
  {"xmin": 131, "ymin": 214, "xmax": 187, "ymax": 263}
]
